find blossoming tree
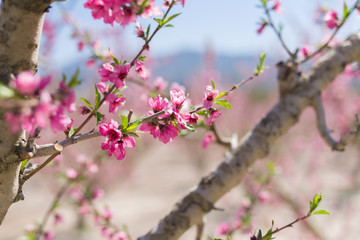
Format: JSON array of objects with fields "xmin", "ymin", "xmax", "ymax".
[{"xmin": 1, "ymin": 0, "xmax": 360, "ymax": 240}]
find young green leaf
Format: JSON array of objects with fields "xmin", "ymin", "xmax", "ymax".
[
  {"xmin": 80, "ymin": 98, "xmax": 93, "ymax": 110},
  {"xmin": 0, "ymin": 83, "xmax": 16, "ymax": 98},
  {"xmin": 257, "ymin": 229, "xmax": 263, "ymax": 239},
  {"xmin": 309, "ymin": 193, "xmax": 322, "ymax": 213},
  {"xmin": 215, "ymin": 99, "xmax": 232, "ymax": 110},
  {"xmin": 154, "ymin": 18, "xmax": 163, "ymax": 26},
  {"xmin": 343, "ymin": 2, "xmax": 349, "ymax": 19},
  {"xmin": 120, "ymin": 115, "xmax": 128, "ymax": 130},
  {"xmin": 67, "ymin": 68, "xmax": 82, "ymax": 88},
  {"xmin": 254, "ymin": 53, "xmax": 267, "ymax": 74},
  {"xmin": 125, "ymin": 120, "xmax": 141, "ymax": 132},
  {"xmin": 139, "ymin": 56, "xmax": 147, "ymax": 62},
  {"xmin": 94, "ymin": 84, "xmax": 101, "ymax": 110},
  {"xmin": 313, "ymin": 210, "xmax": 330, "ymax": 215},
  {"xmin": 164, "ymin": 24, "xmax": 174, "ymax": 28},
  {"xmin": 211, "ymin": 79, "xmax": 216, "ymax": 90},
  {"xmin": 96, "ymin": 112, "xmax": 103, "ymax": 125},
  {"xmin": 20, "ymin": 159, "xmax": 30, "ymax": 171},
  {"xmin": 68, "ymin": 127, "xmax": 77, "ymax": 137},
  {"xmin": 216, "ymin": 91, "xmax": 229, "ymax": 99}
]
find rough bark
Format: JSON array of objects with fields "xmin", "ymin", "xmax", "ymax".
[
  {"xmin": 0, "ymin": 0, "xmax": 52, "ymax": 225},
  {"xmin": 138, "ymin": 32, "xmax": 360, "ymax": 240}
]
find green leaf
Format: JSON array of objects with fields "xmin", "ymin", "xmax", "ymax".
[
  {"xmin": 166, "ymin": 13, "xmax": 181, "ymax": 22},
  {"xmin": 67, "ymin": 69, "xmax": 81, "ymax": 88},
  {"xmin": 309, "ymin": 193, "xmax": 322, "ymax": 213},
  {"xmin": 20, "ymin": 159, "xmax": 30, "ymax": 171},
  {"xmin": 254, "ymin": 53, "xmax": 267, "ymax": 74},
  {"xmin": 96, "ymin": 112, "xmax": 103, "ymax": 125},
  {"xmin": 313, "ymin": 210, "xmax": 330, "ymax": 215},
  {"xmin": 154, "ymin": 18, "xmax": 163, "ymax": 26},
  {"xmin": 343, "ymin": 2, "xmax": 349, "ymax": 19},
  {"xmin": 125, "ymin": 120, "xmax": 141, "ymax": 132},
  {"xmin": 120, "ymin": 115, "xmax": 128, "ymax": 130},
  {"xmin": 146, "ymin": 24, "xmax": 151, "ymax": 39},
  {"xmin": 215, "ymin": 99, "xmax": 232, "ymax": 110},
  {"xmin": 0, "ymin": 82, "xmax": 16, "ymax": 98},
  {"xmin": 139, "ymin": 56, "xmax": 147, "ymax": 62},
  {"xmin": 110, "ymin": 53, "xmax": 120, "ymax": 65},
  {"xmin": 80, "ymin": 98, "xmax": 93, "ymax": 110},
  {"xmin": 257, "ymin": 229, "xmax": 263, "ymax": 239},
  {"xmin": 261, "ymin": 0, "xmax": 267, "ymax": 7},
  {"xmin": 211, "ymin": 79, "xmax": 216, "ymax": 90},
  {"xmin": 164, "ymin": 24, "xmax": 174, "ymax": 28},
  {"xmin": 126, "ymin": 132, "xmax": 139, "ymax": 138},
  {"xmin": 94, "ymin": 84, "xmax": 101, "ymax": 110},
  {"xmin": 68, "ymin": 127, "xmax": 77, "ymax": 137},
  {"xmin": 196, "ymin": 110, "xmax": 209, "ymax": 117},
  {"xmin": 216, "ymin": 91, "xmax": 229, "ymax": 99},
  {"xmin": 183, "ymin": 124, "xmax": 196, "ymax": 132}
]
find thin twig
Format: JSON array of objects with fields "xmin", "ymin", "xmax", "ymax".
[{"xmin": 300, "ymin": 0, "xmax": 360, "ymax": 64}]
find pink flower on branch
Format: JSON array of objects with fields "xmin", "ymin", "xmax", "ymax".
[
  {"xmin": 135, "ymin": 60, "xmax": 150, "ymax": 80},
  {"xmin": 201, "ymin": 132, "xmax": 216, "ymax": 148},
  {"xmin": 271, "ymin": 0, "xmax": 283, "ymax": 14},
  {"xmin": 106, "ymin": 93, "xmax": 126, "ymax": 113},
  {"xmin": 109, "ymin": 63, "xmax": 130, "ymax": 89},
  {"xmin": 203, "ymin": 85, "xmax": 219, "ymax": 109},
  {"xmin": 324, "ymin": 10, "xmax": 338, "ymax": 29},
  {"xmin": 170, "ymin": 88, "xmax": 187, "ymax": 110},
  {"xmin": 208, "ymin": 109, "xmax": 222, "ymax": 125},
  {"xmin": 149, "ymin": 95, "xmax": 169, "ymax": 112},
  {"xmin": 257, "ymin": 21, "xmax": 267, "ymax": 34}
]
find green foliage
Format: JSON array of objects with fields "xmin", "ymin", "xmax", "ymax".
[
  {"xmin": 94, "ymin": 84, "xmax": 101, "ymax": 110},
  {"xmin": 80, "ymin": 98, "xmax": 93, "ymax": 110},
  {"xmin": 67, "ymin": 69, "xmax": 82, "ymax": 88},
  {"xmin": 20, "ymin": 159, "xmax": 30, "ymax": 171},
  {"xmin": 254, "ymin": 53, "xmax": 267, "ymax": 74},
  {"xmin": 343, "ymin": 2, "xmax": 350, "ymax": 19},
  {"xmin": 96, "ymin": 112, "xmax": 103, "ymax": 125},
  {"xmin": 215, "ymin": 99, "xmax": 232, "ymax": 110},
  {"xmin": 0, "ymin": 82, "xmax": 16, "ymax": 98}
]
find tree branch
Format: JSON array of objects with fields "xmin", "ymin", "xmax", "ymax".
[{"xmin": 138, "ymin": 31, "xmax": 360, "ymax": 240}]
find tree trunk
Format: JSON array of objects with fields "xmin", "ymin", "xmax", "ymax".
[{"xmin": 0, "ymin": 0, "xmax": 52, "ymax": 225}]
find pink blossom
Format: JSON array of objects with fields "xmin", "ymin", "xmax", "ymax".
[
  {"xmin": 141, "ymin": 1, "xmax": 162, "ymax": 18},
  {"xmin": 96, "ymin": 82, "xmax": 109, "ymax": 93},
  {"xmin": 135, "ymin": 22, "xmax": 145, "ymax": 38},
  {"xmin": 258, "ymin": 191, "xmax": 271, "ymax": 204},
  {"xmin": 86, "ymin": 59, "xmax": 96, "ymax": 68},
  {"xmin": 324, "ymin": 10, "xmax": 338, "ymax": 29},
  {"xmin": 99, "ymin": 119, "xmax": 122, "ymax": 141},
  {"xmin": 87, "ymin": 161, "xmax": 99, "ymax": 174},
  {"xmin": 216, "ymin": 222, "xmax": 232, "ymax": 236},
  {"xmin": 201, "ymin": 132, "xmax": 216, "ymax": 148},
  {"xmin": 50, "ymin": 107, "xmax": 72, "ymax": 133},
  {"xmin": 106, "ymin": 93, "xmax": 126, "ymax": 113},
  {"xmin": 58, "ymin": 81, "xmax": 76, "ymax": 113},
  {"xmin": 257, "ymin": 21, "xmax": 267, "ymax": 34},
  {"xmin": 14, "ymin": 71, "xmax": 40, "ymax": 95},
  {"xmin": 203, "ymin": 85, "xmax": 219, "ymax": 109},
  {"xmin": 79, "ymin": 204, "xmax": 90, "ymax": 215},
  {"xmin": 178, "ymin": 0, "xmax": 185, "ymax": 7},
  {"xmin": 170, "ymin": 88, "xmax": 187, "ymax": 109},
  {"xmin": 271, "ymin": 0, "xmax": 283, "ymax": 14},
  {"xmin": 135, "ymin": 60, "xmax": 150, "ymax": 80},
  {"xmin": 78, "ymin": 41, "xmax": 84, "ymax": 51},
  {"xmin": 100, "ymin": 227, "xmax": 112, "ymax": 238},
  {"xmin": 109, "ymin": 63, "xmax": 130, "ymax": 89},
  {"xmin": 102, "ymin": 207, "xmax": 113, "ymax": 220},
  {"xmin": 92, "ymin": 187, "xmax": 104, "ymax": 200},
  {"xmin": 98, "ymin": 63, "xmax": 114, "ymax": 82},
  {"xmin": 299, "ymin": 44, "xmax": 313, "ymax": 58},
  {"xmin": 54, "ymin": 213, "xmax": 63, "ymax": 226},
  {"xmin": 149, "ymin": 95, "xmax": 169, "ymax": 112},
  {"xmin": 113, "ymin": 231, "xmax": 128, "ymax": 240},
  {"xmin": 158, "ymin": 124, "xmax": 179, "ymax": 143},
  {"xmin": 44, "ymin": 231, "xmax": 55, "ymax": 240},
  {"xmin": 79, "ymin": 106, "xmax": 91, "ymax": 115},
  {"xmin": 153, "ymin": 77, "xmax": 168, "ymax": 91},
  {"xmin": 208, "ymin": 109, "xmax": 222, "ymax": 125},
  {"xmin": 182, "ymin": 112, "xmax": 198, "ymax": 126},
  {"xmin": 5, "ymin": 112, "xmax": 21, "ymax": 133},
  {"xmin": 66, "ymin": 168, "xmax": 78, "ymax": 179}
]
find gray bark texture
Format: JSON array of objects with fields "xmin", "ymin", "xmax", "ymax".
[
  {"xmin": 138, "ymin": 32, "xmax": 360, "ymax": 240},
  {"xmin": 0, "ymin": 0, "xmax": 51, "ymax": 225}
]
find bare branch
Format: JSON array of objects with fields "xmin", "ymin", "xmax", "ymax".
[{"xmin": 312, "ymin": 94, "xmax": 360, "ymax": 151}]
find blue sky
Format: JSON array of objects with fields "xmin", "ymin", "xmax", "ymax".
[{"xmin": 48, "ymin": 0, "xmax": 360, "ymax": 65}]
